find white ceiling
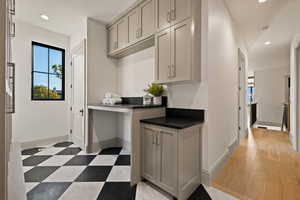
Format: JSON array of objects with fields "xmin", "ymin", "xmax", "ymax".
[
  {"xmin": 225, "ymin": 0, "xmax": 300, "ymax": 71},
  {"xmin": 15, "ymin": 0, "xmax": 137, "ymax": 36},
  {"xmin": 16, "ymin": 0, "xmax": 300, "ymax": 72}
]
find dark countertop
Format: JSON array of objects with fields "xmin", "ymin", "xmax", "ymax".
[
  {"xmin": 140, "ymin": 108, "xmax": 205, "ymax": 129},
  {"xmin": 141, "ymin": 117, "xmax": 203, "ymax": 129},
  {"xmin": 88, "ymin": 103, "xmax": 166, "ymax": 109}
]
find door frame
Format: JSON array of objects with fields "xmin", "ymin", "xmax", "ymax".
[
  {"xmin": 70, "ymin": 39, "xmax": 87, "ymax": 150},
  {"xmin": 237, "ymin": 48, "xmax": 247, "ymax": 144},
  {"xmin": 295, "ymin": 45, "xmax": 300, "ymax": 151}
]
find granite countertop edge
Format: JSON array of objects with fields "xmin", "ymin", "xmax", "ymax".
[
  {"xmin": 140, "ymin": 117, "xmax": 204, "ymax": 129},
  {"xmin": 88, "ymin": 103, "xmax": 166, "ymax": 109}
]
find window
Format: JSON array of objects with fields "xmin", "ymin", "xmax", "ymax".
[
  {"xmin": 32, "ymin": 42, "xmax": 65, "ymax": 100},
  {"xmin": 247, "ymin": 76, "xmax": 255, "ymax": 104}
]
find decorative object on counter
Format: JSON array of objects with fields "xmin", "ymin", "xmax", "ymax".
[
  {"xmin": 144, "ymin": 83, "xmax": 165, "ymax": 105},
  {"xmin": 102, "ymin": 92, "xmax": 122, "ymax": 105},
  {"xmin": 143, "ymin": 93, "xmax": 152, "ymax": 105}
]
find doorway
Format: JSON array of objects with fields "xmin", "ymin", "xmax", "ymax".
[{"xmin": 70, "ymin": 40, "xmax": 86, "ymax": 150}]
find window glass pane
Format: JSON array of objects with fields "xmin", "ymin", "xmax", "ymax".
[
  {"xmin": 33, "ymin": 72, "xmax": 49, "ymax": 99},
  {"xmin": 33, "ymin": 45, "xmax": 48, "ymax": 73},
  {"xmin": 49, "ymin": 74, "xmax": 62, "ymax": 99},
  {"xmin": 49, "ymin": 49, "xmax": 63, "ymax": 75}
]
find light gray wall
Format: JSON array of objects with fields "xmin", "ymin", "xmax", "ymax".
[
  {"xmin": 12, "ymin": 20, "xmax": 71, "ymax": 143},
  {"xmin": 254, "ymin": 67, "xmax": 289, "ymax": 124}
]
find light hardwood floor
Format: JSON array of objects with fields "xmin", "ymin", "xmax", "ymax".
[{"xmin": 212, "ymin": 128, "xmax": 300, "ymax": 200}]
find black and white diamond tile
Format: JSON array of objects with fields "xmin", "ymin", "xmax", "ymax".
[
  {"xmin": 22, "ymin": 142, "xmax": 133, "ymax": 200},
  {"xmin": 22, "ymin": 142, "xmax": 213, "ymax": 200}
]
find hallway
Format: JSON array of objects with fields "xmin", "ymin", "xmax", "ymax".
[{"xmin": 212, "ymin": 128, "xmax": 300, "ymax": 200}]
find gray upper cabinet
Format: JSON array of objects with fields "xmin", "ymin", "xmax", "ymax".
[
  {"xmin": 156, "ymin": 0, "xmax": 192, "ymax": 32},
  {"xmin": 140, "ymin": 0, "xmax": 155, "ymax": 38},
  {"xmin": 156, "ymin": 28, "xmax": 171, "ymax": 83},
  {"xmin": 170, "ymin": 20, "xmax": 192, "ymax": 82},
  {"xmin": 155, "ymin": 0, "xmax": 202, "ymax": 84},
  {"xmin": 171, "ymin": 0, "xmax": 192, "ymax": 26},
  {"xmin": 156, "ymin": 0, "xmax": 171, "ymax": 32},
  {"xmin": 107, "ymin": 0, "xmax": 202, "ymax": 84},
  {"xmin": 116, "ymin": 18, "xmax": 129, "ymax": 49},
  {"xmin": 108, "ymin": 25, "xmax": 118, "ymax": 53},
  {"xmin": 128, "ymin": 8, "xmax": 140, "ymax": 44},
  {"xmin": 107, "ymin": 0, "xmax": 156, "ymax": 57}
]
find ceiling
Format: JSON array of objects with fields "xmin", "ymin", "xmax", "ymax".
[
  {"xmin": 16, "ymin": 0, "xmax": 300, "ymax": 72},
  {"xmin": 15, "ymin": 0, "xmax": 137, "ymax": 36},
  {"xmin": 225, "ymin": 0, "xmax": 300, "ymax": 71}
]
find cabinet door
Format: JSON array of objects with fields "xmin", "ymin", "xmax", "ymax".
[
  {"xmin": 117, "ymin": 18, "xmax": 129, "ymax": 49},
  {"xmin": 142, "ymin": 127, "xmax": 157, "ymax": 182},
  {"xmin": 156, "ymin": 0, "xmax": 171, "ymax": 31},
  {"xmin": 157, "ymin": 130, "xmax": 178, "ymax": 194},
  {"xmin": 155, "ymin": 28, "xmax": 171, "ymax": 82},
  {"xmin": 171, "ymin": 0, "xmax": 192, "ymax": 25},
  {"xmin": 140, "ymin": 0, "xmax": 155, "ymax": 38},
  {"xmin": 171, "ymin": 19, "xmax": 192, "ymax": 81},
  {"xmin": 108, "ymin": 25, "xmax": 118, "ymax": 53},
  {"xmin": 128, "ymin": 8, "xmax": 140, "ymax": 44}
]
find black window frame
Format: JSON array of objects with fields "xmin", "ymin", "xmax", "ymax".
[{"xmin": 31, "ymin": 41, "xmax": 65, "ymax": 101}]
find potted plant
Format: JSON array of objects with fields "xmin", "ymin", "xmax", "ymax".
[{"xmin": 144, "ymin": 83, "xmax": 165, "ymax": 105}]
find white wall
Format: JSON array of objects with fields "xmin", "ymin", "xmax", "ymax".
[
  {"xmin": 12, "ymin": 20, "xmax": 71, "ymax": 143},
  {"xmin": 254, "ymin": 67, "xmax": 289, "ymax": 124},
  {"xmin": 117, "ymin": 47, "xmax": 155, "ymax": 97},
  {"xmin": 86, "ymin": 18, "xmax": 119, "ymax": 143},
  {"xmin": 290, "ymin": 34, "xmax": 300, "ymax": 150},
  {"xmin": 206, "ymin": 0, "xmax": 238, "ymax": 173}
]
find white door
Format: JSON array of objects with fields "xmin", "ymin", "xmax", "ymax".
[
  {"xmin": 238, "ymin": 49, "xmax": 246, "ymax": 143},
  {"xmin": 71, "ymin": 41, "xmax": 86, "ymax": 149}
]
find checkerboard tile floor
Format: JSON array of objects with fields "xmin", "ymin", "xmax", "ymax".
[{"xmin": 22, "ymin": 142, "xmax": 135, "ymax": 200}]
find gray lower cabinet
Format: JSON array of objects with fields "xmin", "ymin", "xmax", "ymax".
[{"xmin": 141, "ymin": 123, "xmax": 202, "ymax": 200}]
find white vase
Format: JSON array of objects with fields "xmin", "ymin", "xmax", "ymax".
[{"xmin": 153, "ymin": 96, "xmax": 162, "ymax": 105}]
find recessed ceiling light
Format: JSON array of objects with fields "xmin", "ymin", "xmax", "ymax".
[
  {"xmin": 258, "ymin": 0, "xmax": 268, "ymax": 3},
  {"xmin": 264, "ymin": 41, "xmax": 271, "ymax": 45},
  {"xmin": 40, "ymin": 14, "xmax": 49, "ymax": 21}
]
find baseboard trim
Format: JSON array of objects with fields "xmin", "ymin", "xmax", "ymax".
[
  {"xmin": 20, "ymin": 135, "xmax": 69, "ymax": 150},
  {"xmin": 202, "ymin": 138, "xmax": 238, "ymax": 185}
]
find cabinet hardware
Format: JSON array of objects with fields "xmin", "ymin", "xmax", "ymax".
[
  {"xmin": 6, "ymin": 62, "xmax": 15, "ymax": 114},
  {"xmin": 168, "ymin": 65, "xmax": 171, "ymax": 78},
  {"xmin": 171, "ymin": 9, "xmax": 176, "ymax": 21},
  {"xmin": 136, "ymin": 29, "xmax": 139, "ymax": 39},
  {"xmin": 139, "ymin": 28, "xmax": 142, "ymax": 38},
  {"xmin": 167, "ymin": 11, "xmax": 171, "ymax": 23},
  {"xmin": 145, "ymin": 127, "xmax": 156, "ymax": 132},
  {"xmin": 9, "ymin": 0, "xmax": 15, "ymax": 15},
  {"xmin": 161, "ymin": 131, "xmax": 174, "ymax": 136},
  {"xmin": 80, "ymin": 109, "xmax": 84, "ymax": 116},
  {"xmin": 9, "ymin": 21, "xmax": 16, "ymax": 38},
  {"xmin": 152, "ymin": 134, "xmax": 156, "ymax": 144},
  {"xmin": 156, "ymin": 133, "xmax": 160, "ymax": 146},
  {"xmin": 172, "ymin": 64, "xmax": 176, "ymax": 78}
]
